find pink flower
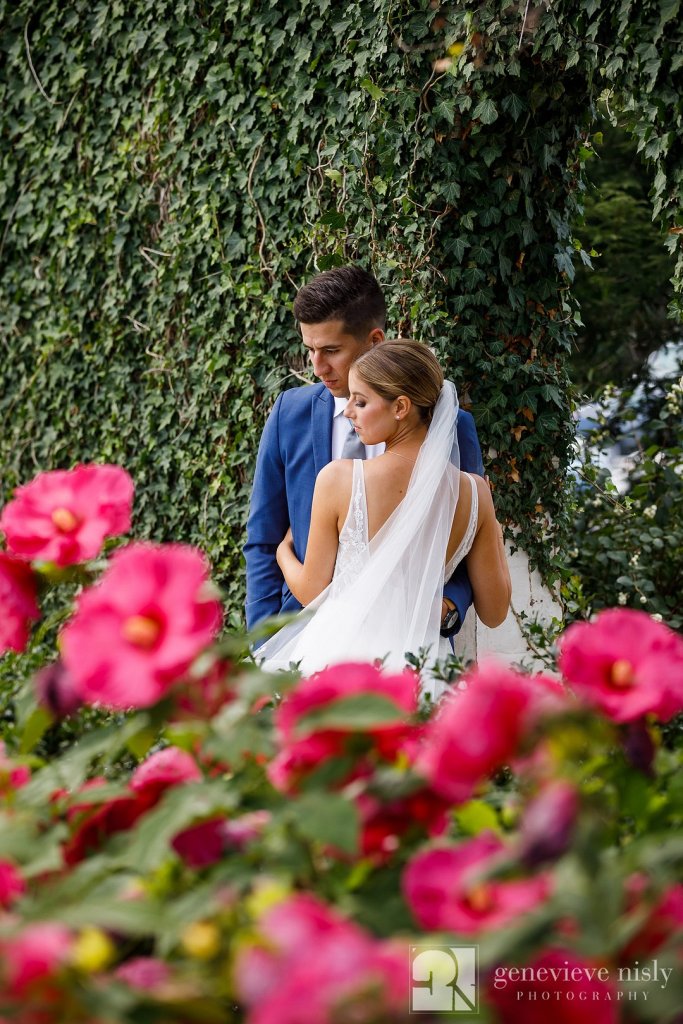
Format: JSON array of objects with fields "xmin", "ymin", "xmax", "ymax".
[
  {"xmin": 172, "ymin": 811, "xmax": 272, "ymax": 869},
  {"xmin": 0, "ymin": 464, "xmax": 133, "ymax": 566},
  {"xmin": 355, "ymin": 788, "xmax": 450, "ymax": 863},
  {"xmin": 559, "ymin": 608, "xmax": 683, "ymax": 722},
  {"xmin": 0, "ymin": 740, "xmax": 31, "ymax": 794},
  {"xmin": 114, "ymin": 956, "xmax": 172, "ymax": 990},
  {"xmin": 0, "ymin": 552, "xmax": 40, "ymax": 655},
  {"xmin": 60, "ymin": 543, "xmax": 223, "ymax": 709},
  {"xmin": 268, "ymin": 662, "xmax": 419, "ymax": 792},
  {"xmin": 488, "ymin": 948, "xmax": 618, "ymax": 1024},
  {"xmin": 0, "ymin": 859, "xmax": 26, "ymax": 908},
  {"xmin": 234, "ymin": 893, "xmax": 408, "ymax": 1024},
  {"xmin": 416, "ymin": 661, "xmax": 561, "ymax": 805},
  {"xmin": 130, "ymin": 746, "xmax": 202, "ymax": 797},
  {"xmin": 621, "ymin": 875, "xmax": 683, "ymax": 958},
  {"xmin": 403, "ymin": 833, "xmax": 550, "ymax": 933},
  {"xmin": 1, "ymin": 922, "xmax": 72, "ymax": 996}
]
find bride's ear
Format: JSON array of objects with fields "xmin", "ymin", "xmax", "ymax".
[{"xmin": 393, "ymin": 395, "xmax": 412, "ymax": 420}]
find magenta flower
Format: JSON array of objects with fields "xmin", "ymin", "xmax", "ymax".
[
  {"xmin": 268, "ymin": 662, "xmax": 419, "ymax": 792},
  {"xmin": 403, "ymin": 833, "xmax": 550, "ymax": 933},
  {"xmin": 172, "ymin": 811, "xmax": 272, "ymax": 869},
  {"xmin": 0, "ymin": 464, "xmax": 133, "ymax": 566},
  {"xmin": 488, "ymin": 948, "xmax": 618, "ymax": 1023},
  {"xmin": 0, "ymin": 552, "xmax": 39, "ymax": 655},
  {"xmin": 559, "ymin": 608, "xmax": 683, "ymax": 722},
  {"xmin": 1, "ymin": 922, "xmax": 72, "ymax": 996},
  {"xmin": 0, "ymin": 740, "xmax": 31, "ymax": 794},
  {"xmin": 234, "ymin": 893, "xmax": 408, "ymax": 1024},
  {"xmin": 416, "ymin": 661, "xmax": 561, "ymax": 805},
  {"xmin": 130, "ymin": 746, "xmax": 202, "ymax": 796},
  {"xmin": 0, "ymin": 859, "xmax": 26, "ymax": 908},
  {"xmin": 114, "ymin": 956, "xmax": 172, "ymax": 991},
  {"xmin": 60, "ymin": 543, "xmax": 223, "ymax": 709}
]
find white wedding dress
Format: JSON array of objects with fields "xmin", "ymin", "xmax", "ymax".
[{"xmin": 257, "ymin": 382, "xmax": 477, "ymax": 697}]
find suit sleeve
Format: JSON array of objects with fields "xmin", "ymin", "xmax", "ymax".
[
  {"xmin": 442, "ymin": 409, "xmax": 485, "ymax": 636},
  {"xmin": 244, "ymin": 394, "xmax": 291, "ymax": 630}
]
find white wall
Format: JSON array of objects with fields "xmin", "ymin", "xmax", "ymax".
[{"xmin": 454, "ymin": 542, "xmax": 562, "ymax": 669}]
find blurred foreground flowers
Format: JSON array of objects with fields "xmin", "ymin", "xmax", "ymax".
[{"xmin": 0, "ymin": 465, "xmax": 682, "ymax": 1022}]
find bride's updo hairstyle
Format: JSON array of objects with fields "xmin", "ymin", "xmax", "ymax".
[{"xmin": 352, "ymin": 339, "xmax": 444, "ymax": 423}]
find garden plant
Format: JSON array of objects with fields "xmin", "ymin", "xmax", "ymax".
[{"xmin": 0, "ymin": 464, "xmax": 682, "ymax": 1021}]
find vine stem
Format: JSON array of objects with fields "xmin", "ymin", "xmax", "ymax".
[{"xmin": 24, "ymin": 18, "xmax": 61, "ymax": 106}]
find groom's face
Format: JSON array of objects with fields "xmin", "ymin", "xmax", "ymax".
[{"xmin": 300, "ymin": 319, "xmax": 381, "ymax": 398}]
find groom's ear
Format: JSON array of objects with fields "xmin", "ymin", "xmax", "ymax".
[{"xmin": 368, "ymin": 327, "xmax": 385, "ymax": 347}]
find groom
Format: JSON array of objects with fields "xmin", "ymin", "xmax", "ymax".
[{"xmin": 244, "ymin": 265, "xmax": 484, "ymax": 635}]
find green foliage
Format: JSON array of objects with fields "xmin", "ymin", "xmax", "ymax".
[{"xmin": 572, "ymin": 121, "xmax": 682, "ymax": 389}]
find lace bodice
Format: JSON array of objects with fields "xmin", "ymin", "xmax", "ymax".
[
  {"xmin": 331, "ymin": 460, "xmax": 369, "ymax": 595},
  {"xmin": 332, "ymin": 461, "xmax": 478, "ymax": 595}
]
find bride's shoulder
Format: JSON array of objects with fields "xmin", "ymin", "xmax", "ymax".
[{"xmin": 316, "ymin": 458, "xmax": 354, "ymax": 489}]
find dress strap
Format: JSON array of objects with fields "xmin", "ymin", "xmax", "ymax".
[{"xmin": 445, "ymin": 473, "xmax": 478, "ymax": 578}]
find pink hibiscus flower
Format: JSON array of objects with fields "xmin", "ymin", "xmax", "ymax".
[
  {"xmin": 60, "ymin": 542, "xmax": 223, "ymax": 708},
  {"xmin": 0, "ymin": 859, "xmax": 26, "ymax": 908},
  {"xmin": 268, "ymin": 662, "xmax": 419, "ymax": 792},
  {"xmin": 416, "ymin": 661, "xmax": 562, "ymax": 805},
  {"xmin": 488, "ymin": 947, "xmax": 618, "ymax": 1023},
  {"xmin": 1, "ymin": 922, "xmax": 72, "ymax": 996},
  {"xmin": 0, "ymin": 740, "xmax": 31, "ymax": 794},
  {"xmin": 114, "ymin": 956, "xmax": 172, "ymax": 991},
  {"xmin": 0, "ymin": 464, "xmax": 133, "ymax": 566},
  {"xmin": 234, "ymin": 893, "xmax": 407, "ymax": 1024},
  {"xmin": 403, "ymin": 833, "xmax": 550, "ymax": 933},
  {"xmin": 130, "ymin": 746, "xmax": 202, "ymax": 796},
  {"xmin": 559, "ymin": 608, "xmax": 683, "ymax": 722},
  {"xmin": 0, "ymin": 551, "xmax": 40, "ymax": 655}
]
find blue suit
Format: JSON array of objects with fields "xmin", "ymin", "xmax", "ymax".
[{"xmin": 244, "ymin": 382, "xmax": 484, "ymax": 632}]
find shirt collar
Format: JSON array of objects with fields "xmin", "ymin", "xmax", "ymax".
[{"xmin": 333, "ymin": 397, "xmax": 348, "ymax": 417}]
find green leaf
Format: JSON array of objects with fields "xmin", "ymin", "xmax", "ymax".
[
  {"xmin": 288, "ymin": 791, "xmax": 359, "ymax": 854},
  {"xmin": 19, "ymin": 706, "xmax": 54, "ymax": 754},
  {"xmin": 472, "ymin": 96, "xmax": 498, "ymax": 125},
  {"xmin": 455, "ymin": 800, "xmax": 500, "ymax": 835},
  {"xmin": 360, "ymin": 77, "xmax": 384, "ymax": 102},
  {"xmin": 295, "ymin": 693, "xmax": 407, "ymax": 735}
]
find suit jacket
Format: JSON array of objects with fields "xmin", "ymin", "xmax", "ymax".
[{"xmin": 244, "ymin": 382, "xmax": 484, "ymax": 631}]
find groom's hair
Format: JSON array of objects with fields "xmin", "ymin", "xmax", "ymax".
[{"xmin": 293, "ymin": 265, "xmax": 386, "ymax": 338}]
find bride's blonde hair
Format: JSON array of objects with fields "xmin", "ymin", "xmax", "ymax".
[{"xmin": 352, "ymin": 339, "xmax": 444, "ymax": 422}]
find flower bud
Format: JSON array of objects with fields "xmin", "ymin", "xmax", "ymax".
[
  {"xmin": 35, "ymin": 660, "xmax": 83, "ymax": 718},
  {"xmin": 519, "ymin": 780, "xmax": 578, "ymax": 867}
]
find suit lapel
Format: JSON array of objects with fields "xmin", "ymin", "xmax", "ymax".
[{"xmin": 312, "ymin": 385, "xmax": 334, "ymax": 475}]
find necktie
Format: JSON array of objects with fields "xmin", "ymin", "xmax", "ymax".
[{"xmin": 340, "ymin": 420, "xmax": 366, "ymax": 460}]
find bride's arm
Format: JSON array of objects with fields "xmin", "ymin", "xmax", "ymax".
[
  {"xmin": 465, "ymin": 477, "xmax": 512, "ymax": 627},
  {"xmin": 276, "ymin": 462, "xmax": 344, "ymax": 606}
]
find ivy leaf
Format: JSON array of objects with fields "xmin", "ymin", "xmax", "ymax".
[
  {"xmin": 501, "ymin": 93, "xmax": 526, "ymax": 121},
  {"xmin": 360, "ymin": 77, "xmax": 385, "ymax": 102},
  {"xmin": 472, "ymin": 96, "xmax": 498, "ymax": 124}
]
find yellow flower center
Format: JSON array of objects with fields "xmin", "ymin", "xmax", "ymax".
[
  {"xmin": 51, "ymin": 507, "xmax": 79, "ymax": 532},
  {"xmin": 610, "ymin": 659, "xmax": 634, "ymax": 688},
  {"xmin": 465, "ymin": 882, "xmax": 494, "ymax": 913},
  {"xmin": 122, "ymin": 615, "xmax": 161, "ymax": 649}
]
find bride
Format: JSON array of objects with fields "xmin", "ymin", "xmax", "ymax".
[{"xmin": 257, "ymin": 340, "xmax": 511, "ymax": 684}]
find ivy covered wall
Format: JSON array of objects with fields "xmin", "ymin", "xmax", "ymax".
[{"xmin": 1, "ymin": 0, "xmax": 681, "ymax": 623}]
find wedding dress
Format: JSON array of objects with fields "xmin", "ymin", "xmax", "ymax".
[{"xmin": 257, "ymin": 382, "xmax": 476, "ymax": 693}]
